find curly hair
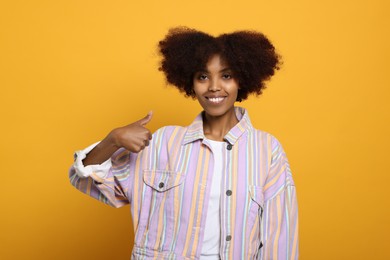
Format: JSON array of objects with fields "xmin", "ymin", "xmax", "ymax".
[{"xmin": 158, "ymin": 26, "xmax": 281, "ymax": 101}]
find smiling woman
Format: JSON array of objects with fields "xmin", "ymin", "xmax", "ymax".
[
  {"xmin": 193, "ymin": 55, "xmax": 240, "ymax": 139},
  {"xmin": 69, "ymin": 27, "xmax": 298, "ymax": 259}
]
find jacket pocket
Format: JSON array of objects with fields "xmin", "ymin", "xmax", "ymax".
[
  {"xmin": 249, "ymin": 185, "xmax": 264, "ymax": 215},
  {"xmin": 135, "ymin": 170, "xmax": 185, "ymax": 251},
  {"xmin": 246, "ymin": 185, "xmax": 264, "ymax": 259},
  {"xmin": 143, "ymin": 169, "xmax": 185, "ymax": 192}
]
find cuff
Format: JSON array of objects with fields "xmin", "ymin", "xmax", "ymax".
[{"xmin": 73, "ymin": 141, "xmax": 112, "ymax": 178}]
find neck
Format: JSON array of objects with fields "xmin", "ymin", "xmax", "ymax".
[{"xmin": 203, "ymin": 107, "xmax": 239, "ymax": 141}]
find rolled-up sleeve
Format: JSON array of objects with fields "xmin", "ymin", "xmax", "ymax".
[
  {"xmin": 261, "ymin": 136, "xmax": 299, "ymax": 260},
  {"xmin": 69, "ymin": 144, "xmax": 134, "ymax": 208},
  {"xmin": 73, "ymin": 141, "xmax": 112, "ymax": 178}
]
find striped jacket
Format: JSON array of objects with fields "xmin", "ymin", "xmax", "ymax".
[{"xmin": 69, "ymin": 107, "xmax": 299, "ymax": 259}]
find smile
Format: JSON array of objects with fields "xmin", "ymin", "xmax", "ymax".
[{"xmin": 206, "ymin": 97, "xmax": 226, "ymax": 104}]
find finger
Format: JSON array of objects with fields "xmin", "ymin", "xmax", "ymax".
[
  {"xmin": 138, "ymin": 111, "xmax": 153, "ymax": 126},
  {"xmin": 133, "ymin": 144, "xmax": 145, "ymax": 153},
  {"xmin": 144, "ymin": 139, "xmax": 150, "ymax": 146}
]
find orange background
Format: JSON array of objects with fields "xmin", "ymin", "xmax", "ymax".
[{"xmin": 1, "ymin": 0, "xmax": 389, "ymax": 259}]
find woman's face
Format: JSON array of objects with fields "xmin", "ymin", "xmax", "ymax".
[{"xmin": 193, "ymin": 54, "xmax": 239, "ymax": 118}]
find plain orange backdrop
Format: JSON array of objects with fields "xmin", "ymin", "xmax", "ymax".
[{"xmin": 1, "ymin": 0, "xmax": 389, "ymax": 259}]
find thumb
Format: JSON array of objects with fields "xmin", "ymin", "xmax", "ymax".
[{"xmin": 138, "ymin": 111, "xmax": 153, "ymax": 126}]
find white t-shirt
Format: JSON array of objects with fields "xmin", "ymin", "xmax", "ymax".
[{"xmin": 200, "ymin": 139, "xmax": 224, "ymax": 260}]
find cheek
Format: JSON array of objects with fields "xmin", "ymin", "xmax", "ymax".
[
  {"xmin": 228, "ymin": 83, "xmax": 239, "ymax": 96},
  {"xmin": 193, "ymin": 83, "xmax": 206, "ymax": 95},
  {"xmin": 193, "ymin": 87, "xmax": 200, "ymax": 98},
  {"xmin": 192, "ymin": 83, "xmax": 201, "ymax": 97},
  {"xmin": 193, "ymin": 88, "xmax": 203, "ymax": 101}
]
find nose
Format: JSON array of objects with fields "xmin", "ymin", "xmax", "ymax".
[{"xmin": 208, "ymin": 78, "xmax": 221, "ymax": 92}]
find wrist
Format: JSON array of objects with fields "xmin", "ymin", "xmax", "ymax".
[{"xmin": 107, "ymin": 128, "xmax": 122, "ymax": 149}]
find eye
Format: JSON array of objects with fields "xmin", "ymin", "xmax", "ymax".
[
  {"xmin": 222, "ymin": 73, "xmax": 232, "ymax": 79},
  {"xmin": 197, "ymin": 74, "xmax": 208, "ymax": 80}
]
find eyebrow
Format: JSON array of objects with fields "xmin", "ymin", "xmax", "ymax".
[{"xmin": 197, "ymin": 67, "xmax": 232, "ymax": 73}]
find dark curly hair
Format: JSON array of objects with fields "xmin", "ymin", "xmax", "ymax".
[{"xmin": 158, "ymin": 26, "xmax": 281, "ymax": 101}]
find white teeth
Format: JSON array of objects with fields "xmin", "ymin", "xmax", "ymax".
[{"xmin": 208, "ymin": 97, "xmax": 225, "ymax": 103}]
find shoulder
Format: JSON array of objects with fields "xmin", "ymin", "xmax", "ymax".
[
  {"xmin": 153, "ymin": 125, "xmax": 188, "ymax": 135},
  {"xmin": 250, "ymin": 128, "xmax": 282, "ymax": 147},
  {"xmin": 249, "ymin": 128, "xmax": 289, "ymax": 165},
  {"xmin": 152, "ymin": 125, "xmax": 188, "ymax": 141},
  {"xmin": 252, "ymin": 127, "xmax": 273, "ymax": 138}
]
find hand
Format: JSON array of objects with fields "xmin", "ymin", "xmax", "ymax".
[{"xmin": 110, "ymin": 111, "xmax": 153, "ymax": 153}]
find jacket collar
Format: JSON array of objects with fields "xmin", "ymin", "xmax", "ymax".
[{"xmin": 182, "ymin": 107, "xmax": 253, "ymax": 145}]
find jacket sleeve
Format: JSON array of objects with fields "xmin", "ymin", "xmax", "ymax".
[
  {"xmin": 261, "ymin": 136, "xmax": 299, "ymax": 259},
  {"xmin": 69, "ymin": 144, "xmax": 136, "ymax": 208}
]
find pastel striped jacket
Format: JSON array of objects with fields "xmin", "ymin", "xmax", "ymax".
[{"xmin": 69, "ymin": 107, "xmax": 299, "ymax": 259}]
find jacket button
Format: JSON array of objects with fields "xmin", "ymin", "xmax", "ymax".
[
  {"xmin": 226, "ymin": 144, "xmax": 232, "ymax": 150},
  {"xmin": 158, "ymin": 182, "xmax": 164, "ymax": 188},
  {"xmin": 226, "ymin": 235, "xmax": 232, "ymax": 241},
  {"xmin": 226, "ymin": 190, "xmax": 232, "ymax": 196}
]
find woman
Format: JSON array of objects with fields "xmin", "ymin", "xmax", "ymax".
[{"xmin": 70, "ymin": 27, "xmax": 298, "ymax": 259}]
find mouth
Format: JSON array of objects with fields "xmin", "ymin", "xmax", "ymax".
[{"xmin": 205, "ymin": 96, "xmax": 226, "ymax": 104}]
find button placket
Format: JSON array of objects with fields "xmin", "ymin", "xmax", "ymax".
[{"xmin": 223, "ymin": 141, "xmax": 233, "ymax": 247}]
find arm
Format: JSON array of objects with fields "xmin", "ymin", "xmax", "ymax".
[
  {"xmin": 69, "ymin": 112, "xmax": 153, "ymax": 207},
  {"xmin": 83, "ymin": 111, "xmax": 153, "ymax": 166},
  {"xmin": 261, "ymin": 136, "xmax": 299, "ymax": 260}
]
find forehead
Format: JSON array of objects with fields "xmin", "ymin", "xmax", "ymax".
[{"xmin": 202, "ymin": 54, "xmax": 230, "ymax": 71}]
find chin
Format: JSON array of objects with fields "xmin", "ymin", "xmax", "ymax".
[{"xmin": 202, "ymin": 105, "xmax": 235, "ymax": 118}]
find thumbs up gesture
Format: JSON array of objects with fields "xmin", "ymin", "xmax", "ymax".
[
  {"xmin": 111, "ymin": 111, "xmax": 153, "ymax": 153},
  {"xmin": 82, "ymin": 112, "xmax": 154, "ymax": 166}
]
